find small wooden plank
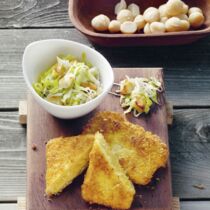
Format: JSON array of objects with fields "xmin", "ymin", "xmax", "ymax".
[
  {"xmin": 166, "ymin": 101, "xmax": 173, "ymax": 126},
  {"xmin": 172, "ymin": 197, "xmax": 180, "ymax": 210},
  {"xmin": 19, "ymin": 101, "xmax": 27, "ymax": 125},
  {"xmin": 27, "ymin": 68, "xmax": 172, "ymax": 210},
  {"xmin": 17, "ymin": 197, "xmax": 26, "ymax": 210}
]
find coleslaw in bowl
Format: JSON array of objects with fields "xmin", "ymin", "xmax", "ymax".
[{"xmin": 22, "ymin": 39, "xmax": 114, "ymax": 119}]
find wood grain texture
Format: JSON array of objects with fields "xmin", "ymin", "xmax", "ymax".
[
  {"xmin": 18, "ymin": 197, "xmax": 26, "ymax": 210},
  {"xmin": 170, "ymin": 109, "xmax": 210, "ymax": 199},
  {"xmin": 0, "ymin": 112, "xmax": 26, "ymax": 201},
  {"xmin": 19, "ymin": 101, "xmax": 27, "ymax": 125},
  {"xmin": 1, "ymin": 109, "xmax": 210, "ymax": 201},
  {"xmin": 0, "ymin": 0, "xmax": 210, "ymax": 208},
  {"xmin": 166, "ymin": 101, "xmax": 173, "ymax": 125},
  {"xmin": 172, "ymin": 197, "xmax": 180, "ymax": 210},
  {"xmin": 0, "ymin": 0, "xmax": 71, "ymax": 28},
  {"xmin": 180, "ymin": 201, "xmax": 210, "ymax": 210},
  {"xmin": 1, "ymin": 29, "xmax": 210, "ymax": 108},
  {"xmin": 27, "ymin": 68, "xmax": 172, "ymax": 210},
  {"xmin": 0, "ymin": 204, "xmax": 17, "ymax": 210}
]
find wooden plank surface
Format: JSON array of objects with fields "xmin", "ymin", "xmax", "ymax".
[
  {"xmin": 0, "ymin": 204, "xmax": 17, "ymax": 210},
  {"xmin": 1, "ymin": 29, "xmax": 210, "ymax": 108},
  {"xmin": 0, "ymin": 111, "xmax": 26, "ymax": 201},
  {"xmin": 27, "ymin": 68, "xmax": 172, "ymax": 210},
  {"xmin": 0, "ymin": 0, "xmax": 71, "ymax": 28},
  {"xmin": 170, "ymin": 109, "xmax": 210, "ymax": 199},
  {"xmin": 0, "ymin": 0, "xmax": 210, "ymax": 208},
  {"xmin": 180, "ymin": 201, "xmax": 210, "ymax": 210}
]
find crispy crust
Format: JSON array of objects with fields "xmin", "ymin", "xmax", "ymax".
[
  {"xmin": 82, "ymin": 133, "xmax": 135, "ymax": 209},
  {"xmin": 83, "ymin": 111, "xmax": 169, "ymax": 185},
  {"xmin": 45, "ymin": 134, "xmax": 94, "ymax": 196}
]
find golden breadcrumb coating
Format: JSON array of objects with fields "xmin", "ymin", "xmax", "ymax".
[
  {"xmin": 83, "ymin": 111, "xmax": 168, "ymax": 185},
  {"xmin": 82, "ymin": 132, "xmax": 135, "ymax": 209},
  {"xmin": 45, "ymin": 134, "xmax": 94, "ymax": 196}
]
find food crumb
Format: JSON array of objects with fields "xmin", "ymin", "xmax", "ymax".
[
  {"xmin": 32, "ymin": 144, "xmax": 37, "ymax": 151},
  {"xmin": 151, "ymin": 186, "xmax": 155, "ymax": 190},
  {"xmin": 193, "ymin": 184, "xmax": 205, "ymax": 190},
  {"xmin": 156, "ymin": 177, "xmax": 160, "ymax": 182},
  {"xmin": 47, "ymin": 197, "xmax": 52, "ymax": 202},
  {"xmin": 135, "ymin": 194, "xmax": 143, "ymax": 199},
  {"xmin": 44, "ymin": 194, "xmax": 52, "ymax": 202}
]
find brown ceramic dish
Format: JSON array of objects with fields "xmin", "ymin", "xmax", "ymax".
[{"xmin": 69, "ymin": 0, "xmax": 210, "ymax": 46}]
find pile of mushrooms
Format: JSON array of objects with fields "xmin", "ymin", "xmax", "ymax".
[{"xmin": 91, "ymin": 0, "xmax": 205, "ymax": 34}]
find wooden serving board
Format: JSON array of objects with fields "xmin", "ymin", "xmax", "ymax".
[{"xmin": 27, "ymin": 68, "xmax": 172, "ymax": 210}]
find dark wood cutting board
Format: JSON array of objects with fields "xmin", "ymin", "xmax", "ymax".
[{"xmin": 27, "ymin": 68, "xmax": 172, "ymax": 210}]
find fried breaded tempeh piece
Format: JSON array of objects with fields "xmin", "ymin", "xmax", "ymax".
[
  {"xmin": 82, "ymin": 132, "xmax": 135, "ymax": 209},
  {"xmin": 45, "ymin": 134, "xmax": 94, "ymax": 196},
  {"xmin": 83, "ymin": 111, "xmax": 168, "ymax": 185}
]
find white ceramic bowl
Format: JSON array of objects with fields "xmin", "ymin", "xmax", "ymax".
[{"xmin": 22, "ymin": 39, "xmax": 114, "ymax": 119}]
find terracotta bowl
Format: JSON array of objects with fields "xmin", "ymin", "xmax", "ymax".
[{"xmin": 69, "ymin": 0, "xmax": 210, "ymax": 46}]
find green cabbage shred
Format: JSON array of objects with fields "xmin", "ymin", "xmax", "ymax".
[{"xmin": 33, "ymin": 54, "xmax": 102, "ymax": 106}]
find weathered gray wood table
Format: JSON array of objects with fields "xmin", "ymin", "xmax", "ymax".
[{"xmin": 0, "ymin": 0, "xmax": 210, "ymax": 209}]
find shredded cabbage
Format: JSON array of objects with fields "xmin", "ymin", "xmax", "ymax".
[
  {"xmin": 118, "ymin": 76, "xmax": 163, "ymax": 117},
  {"xmin": 33, "ymin": 54, "xmax": 102, "ymax": 106}
]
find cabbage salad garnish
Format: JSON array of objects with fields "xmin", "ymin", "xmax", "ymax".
[
  {"xmin": 33, "ymin": 53, "xmax": 102, "ymax": 106},
  {"xmin": 117, "ymin": 76, "xmax": 163, "ymax": 117}
]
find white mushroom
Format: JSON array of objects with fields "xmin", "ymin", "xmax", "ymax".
[
  {"xmin": 115, "ymin": 0, "xmax": 127, "ymax": 15},
  {"xmin": 120, "ymin": 21, "xmax": 137, "ymax": 34},
  {"xmin": 108, "ymin": 20, "xmax": 121, "ymax": 33},
  {"xmin": 91, "ymin": 14, "xmax": 110, "ymax": 31},
  {"xmin": 144, "ymin": 23, "xmax": 152, "ymax": 34},
  {"xmin": 189, "ymin": 12, "xmax": 205, "ymax": 28},
  {"xmin": 143, "ymin": 7, "xmax": 160, "ymax": 23},
  {"xmin": 150, "ymin": 22, "xmax": 166, "ymax": 34},
  {"xmin": 134, "ymin": 15, "xmax": 145, "ymax": 31},
  {"xmin": 128, "ymin": 3, "xmax": 140, "ymax": 17},
  {"xmin": 117, "ymin": 9, "xmax": 134, "ymax": 23}
]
